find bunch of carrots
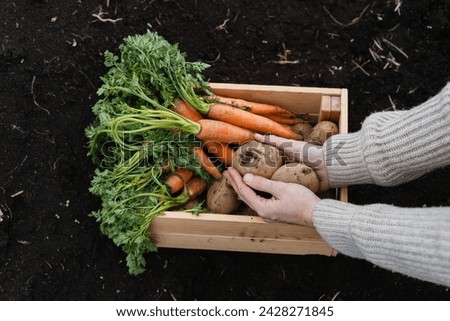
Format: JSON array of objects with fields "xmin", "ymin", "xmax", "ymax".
[
  {"xmin": 164, "ymin": 96, "xmax": 302, "ymax": 194},
  {"xmin": 86, "ymin": 31, "xmax": 301, "ymax": 275}
]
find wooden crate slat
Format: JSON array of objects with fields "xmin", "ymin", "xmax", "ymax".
[
  {"xmin": 318, "ymin": 95, "xmax": 332, "ymax": 121},
  {"xmin": 330, "ymin": 96, "xmax": 341, "ymax": 124},
  {"xmin": 150, "ymin": 232, "xmax": 335, "ymax": 255},
  {"xmin": 151, "ymin": 212, "xmax": 323, "ymax": 240},
  {"xmin": 209, "ymin": 83, "xmax": 342, "ymax": 114},
  {"xmin": 338, "ymin": 88, "xmax": 349, "ymax": 203}
]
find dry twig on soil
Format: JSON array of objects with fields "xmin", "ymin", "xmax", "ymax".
[
  {"xmin": 31, "ymin": 76, "xmax": 50, "ymax": 115},
  {"xmin": 92, "ymin": 6, "xmax": 123, "ymax": 24},
  {"xmin": 351, "ymin": 59, "xmax": 370, "ymax": 76},
  {"xmin": 270, "ymin": 43, "xmax": 299, "ymax": 64},
  {"xmin": 323, "ymin": 3, "xmax": 371, "ymax": 27},
  {"xmin": 369, "ymin": 35, "xmax": 407, "ymax": 70}
]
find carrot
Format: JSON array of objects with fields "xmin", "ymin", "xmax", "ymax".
[
  {"xmin": 207, "ymin": 95, "xmax": 295, "ymax": 118},
  {"xmin": 204, "ymin": 141, "xmax": 235, "ymax": 166},
  {"xmin": 206, "ymin": 103, "xmax": 302, "ymax": 140},
  {"xmin": 185, "ymin": 176, "xmax": 208, "ymax": 200},
  {"xmin": 263, "ymin": 114, "xmax": 302, "ymax": 125},
  {"xmin": 172, "ymin": 98, "xmax": 298, "ymax": 143},
  {"xmin": 161, "ymin": 162, "xmax": 172, "ymax": 173},
  {"xmin": 164, "ymin": 168, "xmax": 194, "ymax": 194},
  {"xmin": 196, "ymin": 119, "xmax": 255, "ymax": 144},
  {"xmin": 192, "ymin": 146, "xmax": 222, "ymax": 180},
  {"xmin": 172, "ymin": 98, "xmax": 203, "ymax": 122}
]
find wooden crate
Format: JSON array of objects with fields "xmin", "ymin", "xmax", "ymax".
[{"xmin": 150, "ymin": 83, "xmax": 348, "ymax": 256}]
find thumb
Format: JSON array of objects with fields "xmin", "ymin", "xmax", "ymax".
[{"xmin": 243, "ymin": 173, "xmax": 281, "ymax": 197}]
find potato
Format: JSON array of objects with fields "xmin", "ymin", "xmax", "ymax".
[
  {"xmin": 271, "ymin": 163, "xmax": 320, "ymax": 193},
  {"xmin": 291, "ymin": 119, "xmax": 313, "ymax": 140},
  {"xmin": 206, "ymin": 178, "xmax": 242, "ymax": 214},
  {"xmin": 308, "ymin": 121, "xmax": 338, "ymax": 145},
  {"xmin": 232, "ymin": 141, "xmax": 283, "ymax": 178}
]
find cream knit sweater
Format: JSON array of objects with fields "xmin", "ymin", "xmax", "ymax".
[{"xmin": 314, "ymin": 83, "xmax": 450, "ymax": 287}]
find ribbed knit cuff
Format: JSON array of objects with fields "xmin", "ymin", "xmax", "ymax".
[
  {"xmin": 313, "ymin": 199, "xmax": 364, "ymax": 258},
  {"xmin": 314, "ymin": 199, "xmax": 450, "ymax": 286},
  {"xmin": 322, "ymin": 132, "xmax": 374, "ymax": 188}
]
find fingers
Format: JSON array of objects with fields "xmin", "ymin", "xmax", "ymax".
[
  {"xmin": 255, "ymin": 133, "xmax": 323, "ymax": 168},
  {"xmin": 255, "ymin": 133, "xmax": 296, "ymax": 151},
  {"xmin": 223, "ymin": 168, "xmax": 260, "ymax": 204},
  {"xmin": 242, "ymin": 173, "xmax": 282, "ymax": 197},
  {"xmin": 224, "ymin": 168, "xmax": 282, "ymax": 197},
  {"xmin": 223, "ymin": 168, "xmax": 280, "ymax": 213},
  {"xmin": 223, "ymin": 168, "xmax": 318, "ymax": 226},
  {"xmin": 255, "ymin": 133, "xmax": 305, "ymax": 163}
]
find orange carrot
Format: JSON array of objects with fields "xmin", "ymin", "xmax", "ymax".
[
  {"xmin": 263, "ymin": 114, "xmax": 301, "ymax": 125},
  {"xmin": 204, "ymin": 141, "xmax": 235, "ymax": 166},
  {"xmin": 207, "ymin": 95, "xmax": 295, "ymax": 118},
  {"xmin": 196, "ymin": 119, "xmax": 255, "ymax": 144},
  {"xmin": 185, "ymin": 176, "xmax": 208, "ymax": 200},
  {"xmin": 164, "ymin": 168, "xmax": 194, "ymax": 194},
  {"xmin": 192, "ymin": 146, "xmax": 222, "ymax": 180},
  {"xmin": 206, "ymin": 103, "xmax": 302, "ymax": 140},
  {"xmin": 161, "ymin": 162, "xmax": 172, "ymax": 173},
  {"xmin": 172, "ymin": 98, "xmax": 203, "ymax": 122},
  {"xmin": 172, "ymin": 98, "xmax": 299, "ymax": 139}
]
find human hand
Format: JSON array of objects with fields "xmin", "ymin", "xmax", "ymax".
[
  {"xmin": 223, "ymin": 167, "xmax": 320, "ymax": 227},
  {"xmin": 254, "ymin": 133, "xmax": 330, "ymax": 192}
]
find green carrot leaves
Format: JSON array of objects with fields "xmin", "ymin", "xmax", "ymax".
[{"xmin": 86, "ymin": 31, "xmax": 211, "ymax": 275}]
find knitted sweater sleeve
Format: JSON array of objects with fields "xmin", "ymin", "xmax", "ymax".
[
  {"xmin": 323, "ymin": 82, "xmax": 450, "ymax": 187},
  {"xmin": 313, "ymin": 83, "xmax": 450, "ymax": 287}
]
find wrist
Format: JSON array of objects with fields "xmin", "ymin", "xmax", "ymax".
[
  {"xmin": 322, "ymin": 132, "xmax": 373, "ymax": 187},
  {"xmin": 303, "ymin": 194, "xmax": 320, "ymax": 227}
]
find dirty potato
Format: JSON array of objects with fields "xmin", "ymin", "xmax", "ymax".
[
  {"xmin": 206, "ymin": 177, "xmax": 242, "ymax": 214},
  {"xmin": 232, "ymin": 141, "xmax": 284, "ymax": 178},
  {"xmin": 308, "ymin": 121, "xmax": 338, "ymax": 145},
  {"xmin": 271, "ymin": 162, "xmax": 320, "ymax": 193}
]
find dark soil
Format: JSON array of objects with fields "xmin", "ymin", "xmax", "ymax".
[{"xmin": 1, "ymin": 0, "xmax": 449, "ymax": 300}]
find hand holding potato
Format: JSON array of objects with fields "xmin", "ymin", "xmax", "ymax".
[
  {"xmin": 223, "ymin": 167, "xmax": 320, "ymax": 227},
  {"xmin": 254, "ymin": 133, "xmax": 331, "ymax": 193}
]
